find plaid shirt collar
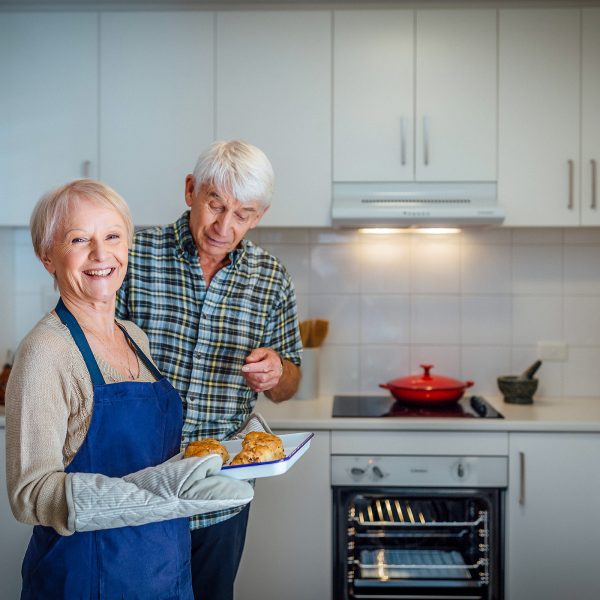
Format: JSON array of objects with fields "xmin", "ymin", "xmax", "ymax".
[{"xmin": 173, "ymin": 211, "xmax": 246, "ymax": 268}]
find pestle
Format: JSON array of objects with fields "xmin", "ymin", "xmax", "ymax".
[{"xmin": 520, "ymin": 360, "xmax": 542, "ymax": 380}]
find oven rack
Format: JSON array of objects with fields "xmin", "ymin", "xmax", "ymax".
[
  {"xmin": 353, "ymin": 514, "xmax": 486, "ymax": 528},
  {"xmin": 351, "ymin": 498, "xmax": 486, "ymax": 527},
  {"xmin": 357, "ymin": 549, "xmax": 481, "ymax": 579}
]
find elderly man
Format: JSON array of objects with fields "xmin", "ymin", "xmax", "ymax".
[{"xmin": 116, "ymin": 140, "xmax": 301, "ymax": 600}]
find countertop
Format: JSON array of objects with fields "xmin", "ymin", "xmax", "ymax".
[
  {"xmin": 254, "ymin": 394, "xmax": 600, "ymax": 433},
  {"xmin": 3, "ymin": 396, "xmax": 600, "ymax": 432}
]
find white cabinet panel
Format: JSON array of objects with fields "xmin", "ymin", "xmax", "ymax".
[
  {"xmin": 0, "ymin": 427, "xmax": 32, "ymax": 599},
  {"xmin": 499, "ymin": 9, "xmax": 581, "ymax": 226},
  {"xmin": 582, "ymin": 8, "xmax": 600, "ymax": 225},
  {"xmin": 100, "ymin": 12, "xmax": 214, "ymax": 226},
  {"xmin": 333, "ymin": 10, "xmax": 414, "ymax": 182},
  {"xmin": 0, "ymin": 13, "xmax": 98, "ymax": 225},
  {"xmin": 216, "ymin": 11, "xmax": 331, "ymax": 227},
  {"xmin": 235, "ymin": 431, "xmax": 331, "ymax": 600},
  {"xmin": 415, "ymin": 10, "xmax": 497, "ymax": 181},
  {"xmin": 507, "ymin": 433, "xmax": 600, "ymax": 600},
  {"xmin": 333, "ymin": 9, "xmax": 496, "ymax": 185}
]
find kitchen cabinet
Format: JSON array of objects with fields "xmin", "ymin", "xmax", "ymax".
[
  {"xmin": 582, "ymin": 8, "xmax": 600, "ymax": 225},
  {"xmin": 235, "ymin": 430, "xmax": 331, "ymax": 600},
  {"xmin": 0, "ymin": 12, "xmax": 98, "ymax": 225},
  {"xmin": 506, "ymin": 433, "xmax": 600, "ymax": 600},
  {"xmin": 333, "ymin": 9, "xmax": 497, "ymax": 183},
  {"xmin": 215, "ymin": 11, "xmax": 332, "ymax": 228},
  {"xmin": 99, "ymin": 12, "xmax": 214, "ymax": 226},
  {"xmin": 498, "ymin": 8, "xmax": 600, "ymax": 226},
  {"xmin": 0, "ymin": 425, "xmax": 32, "ymax": 599}
]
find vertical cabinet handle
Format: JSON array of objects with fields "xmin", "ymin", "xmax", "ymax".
[
  {"xmin": 518, "ymin": 451, "xmax": 525, "ymax": 506},
  {"xmin": 400, "ymin": 117, "xmax": 406, "ymax": 166},
  {"xmin": 423, "ymin": 116, "xmax": 429, "ymax": 166},
  {"xmin": 567, "ymin": 160, "xmax": 574, "ymax": 210},
  {"xmin": 82, "ymin": 160, "xmax": 91, "ymax": 178},
  {"xmin": 592, "ymin": 159, "xmax": 598, "ymax": 210}
]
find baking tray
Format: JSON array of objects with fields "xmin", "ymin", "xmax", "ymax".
[{"xmin": 220, "ymin": 432, "xmax": 314, "ymax": 480}]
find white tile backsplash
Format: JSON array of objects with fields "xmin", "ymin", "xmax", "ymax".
[
  {"xmin": 361, "ymin": 295, "xmax": 410, "ymax": 344},
  {"xmin": 512, "ymin": 244, "xmax": 563, "ymax": 295},
  {"xmin": 411, "ymin": 295, "xmax": 461, "ymax": 345},
  {"xmin": 6, "ymin": 225, "xmax": 600, "ymax": 398},
  {"xmin": 461, "ymin": 295, "xmax": 512, "ymax": 345}
]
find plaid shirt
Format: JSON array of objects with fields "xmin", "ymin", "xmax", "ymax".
[{"xmin": 116, "ymin": 211, "xmax": 302, "ymax": 528}]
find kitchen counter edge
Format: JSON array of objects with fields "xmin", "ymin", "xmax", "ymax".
[{"xmin": 254, "ymin": 395, "xmax": 600, "ymax": 433}]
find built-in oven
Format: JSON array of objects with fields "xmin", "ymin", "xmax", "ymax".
[{"xmin": 332, "ymin": 453, "xmax": 507, "ymax": 600}]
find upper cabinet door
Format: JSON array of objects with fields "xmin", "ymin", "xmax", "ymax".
[
  {"xmin": 582, "ymin": 8, "xmax": 600, "ymax": 225},
  {"xmin": 100, "ymin": 12, "xmax": 214, "ymax": 227},
  {"xmin": 333, "ymin": 10, "xmax": 414, "ymax": 182},
  {"xmin": 499, "ymin": 9, "xmax": 581, "ymax": 226},
  {"xmin": 216, "ymin": 11, "xmax": 331, "ymax": 227},
  {"xmin": 415, "ymin": 10, "xmax": 497, "ymax": 182},
  {"xmin": 0, "ymin": 13, "xmax": 98, "ymax": 225}
]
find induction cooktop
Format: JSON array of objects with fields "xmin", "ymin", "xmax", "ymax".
[{"xmin": 332, "ymin": 395, "xmax": 504, "ymax": 419}]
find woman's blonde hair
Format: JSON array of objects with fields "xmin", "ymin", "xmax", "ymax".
[{"xmin": 30, "ymin": 179, "xmax": 134, "ymax": 259}]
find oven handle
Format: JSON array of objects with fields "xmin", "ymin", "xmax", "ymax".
[{"xmin": 518, "ymin": 451, "xmax": 525, "ymax": 505}]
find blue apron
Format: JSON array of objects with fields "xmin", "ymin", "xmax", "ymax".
[{"xmin": 21, "ymin": 299, "xmax": 193, "ymax": 600}]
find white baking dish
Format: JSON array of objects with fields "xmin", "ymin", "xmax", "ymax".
[{"xmin": 220, "ymin": 432, "xmax": 314, "ymax": 480}]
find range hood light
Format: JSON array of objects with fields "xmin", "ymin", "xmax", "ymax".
[
  {"xmin": 358, "ymin": 227, "xmax": 461, "ymax": 235},
  {"xmin": 414, "ymin": 227, "xmax": 461, "ymax": 235},
  {"xmin": 358, "ymin": 228, "xmax": 408, "ymax": 235}
]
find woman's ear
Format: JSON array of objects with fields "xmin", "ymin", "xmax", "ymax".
[{"xmin": 39, "ymin": 251, "xmax": 56, "ymax": 275}]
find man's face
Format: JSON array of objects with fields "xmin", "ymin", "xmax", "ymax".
[{"xmin": 186, "ymin": 178, "xmax": 266, "ymax": 261}]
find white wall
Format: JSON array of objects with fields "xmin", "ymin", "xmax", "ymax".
[{"xmin": 6, "ymin": 225, "xmax": 600, "ymax": 399}]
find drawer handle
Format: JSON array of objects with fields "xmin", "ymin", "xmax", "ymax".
[
  {"xmin": 592, "ymin": 159, "xmax": 597, "ymax": 210},
  {"xmin": 567, "ymin": 159, "xmax": 574, "ymax": 210},
  {"xmin": 518, "ymin": 451, "xmax": 525, "ymax": 506}
]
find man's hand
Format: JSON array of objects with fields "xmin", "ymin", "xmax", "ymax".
[{"xmin": 241, "ymin": 347, "xmax": 283, "ymax": 393}]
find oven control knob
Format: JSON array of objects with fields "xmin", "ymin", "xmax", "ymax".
[
  {"xmin": 350, "ymin": 467, "xmax": 366, "ymax": 478},
  {"xmin": 453, "ymin": 460, "xmax": 470, "ymax": 480},
  {"xmin": 371, "ymin": 465, "xmax": 385, "ymax": 479}
]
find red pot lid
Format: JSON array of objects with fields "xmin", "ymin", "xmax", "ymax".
[{"xmin": 386, "ymin": 364, "xmax": 471, "ymax": 391}]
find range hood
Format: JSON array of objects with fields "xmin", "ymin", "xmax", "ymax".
[{"xmin": 332, "ymin": 182, "xmax": 504, "ymax": 228}]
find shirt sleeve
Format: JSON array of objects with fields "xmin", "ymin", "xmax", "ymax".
[
  {"xmin": 5, "ymin": 330, "xmax": 74, "ymax": 536},
  {"xmin": 263, "ymin": 271, "xmax": 302, "ymax": 366},
  {"xmin": 115, "ymin": 268, "xmax": 130, "ymax": 320}
]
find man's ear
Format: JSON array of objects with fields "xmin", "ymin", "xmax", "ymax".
[{"xmin": 185, "ymin": 175, "xmax": 196, "ymax": 208}]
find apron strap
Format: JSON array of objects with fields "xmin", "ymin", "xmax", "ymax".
[
  {"xmin": 115, "ymin": 322, "xmax": 164, "ymax": 381},
  {"xmin": 55, "ymin": 298, "xmax": 106, "ymax": 386}
]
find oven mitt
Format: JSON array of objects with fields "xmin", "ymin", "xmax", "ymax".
[
  {"xmin": 229, "ymin": 411, "xmax": 273, "ymax": 440},
  {"xmin": 65, "ymin": 454, "xmax": 254, "ymax": 533}
]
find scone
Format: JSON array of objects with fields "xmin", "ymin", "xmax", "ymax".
[
  {"xmin": 184, "ymin": 438, "xmax": 230, "ymax": 463},
  {"xmin": 242, "ymin": 432, "xmax": 284, "ymax": 453},
  {"xmin": 231, "ymin": 441, "xmax": 285, "ymax": 465}
]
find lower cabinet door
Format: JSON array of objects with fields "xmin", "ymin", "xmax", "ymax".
[
  {"xmin": 507, "ymin": 433, "xmax": 600, "ymax": 600},
  {"xmin": 0, "ymin": 427, "xmax": 33, "ymax": 599},
  {"xmin": 235, "ymin": 431, "xmax": 331, "ymax": 600}
]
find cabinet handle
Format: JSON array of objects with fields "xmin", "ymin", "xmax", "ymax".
[
  {"xmin": 423, "ymin": 116, "xmax": 429, "ymax": 166},
  {"xmin": 567, "ymin": 160, "xmax": 574, "ymax": 210},
  {"xmin": 400, "ymin": 117, "xmax": 406, "ymax": 166},
  {"xmin": 592, "ymin": 159, "xmax": 598, "ymax": 210},
  {"xmin": 82, "ymin": 160, "xmax": 91, "ymax": 178},
  {"xmin": 518, "ymin": 451, "xmax": 525, "ymax": 506}
]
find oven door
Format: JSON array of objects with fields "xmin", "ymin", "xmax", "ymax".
[{"xmin": 333, "ymin": 487, "xmax": 503, "ymax": 600}]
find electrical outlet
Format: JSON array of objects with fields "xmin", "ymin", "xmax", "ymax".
[{"xmin": 537, "ymin": 341, "xmax": 568, "ymax": 362}]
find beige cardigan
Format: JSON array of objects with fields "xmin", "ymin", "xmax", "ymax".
[{"xmin": 5, "ymin": 312, "xmax": 158, "ymax": 535}]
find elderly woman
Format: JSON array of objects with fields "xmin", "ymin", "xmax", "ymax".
[{"xmin": 5, "ymin": 179, "xmax": 253, "ymax": 600}]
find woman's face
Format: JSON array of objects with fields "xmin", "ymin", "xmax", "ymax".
[{"xmin": 41, "ymin": 196, "xmax": 129, "ymax": 306}]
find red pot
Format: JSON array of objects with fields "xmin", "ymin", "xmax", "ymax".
[{"xmin": 379, "ymin": 364, "xmax": 474, "ymax": 405}]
